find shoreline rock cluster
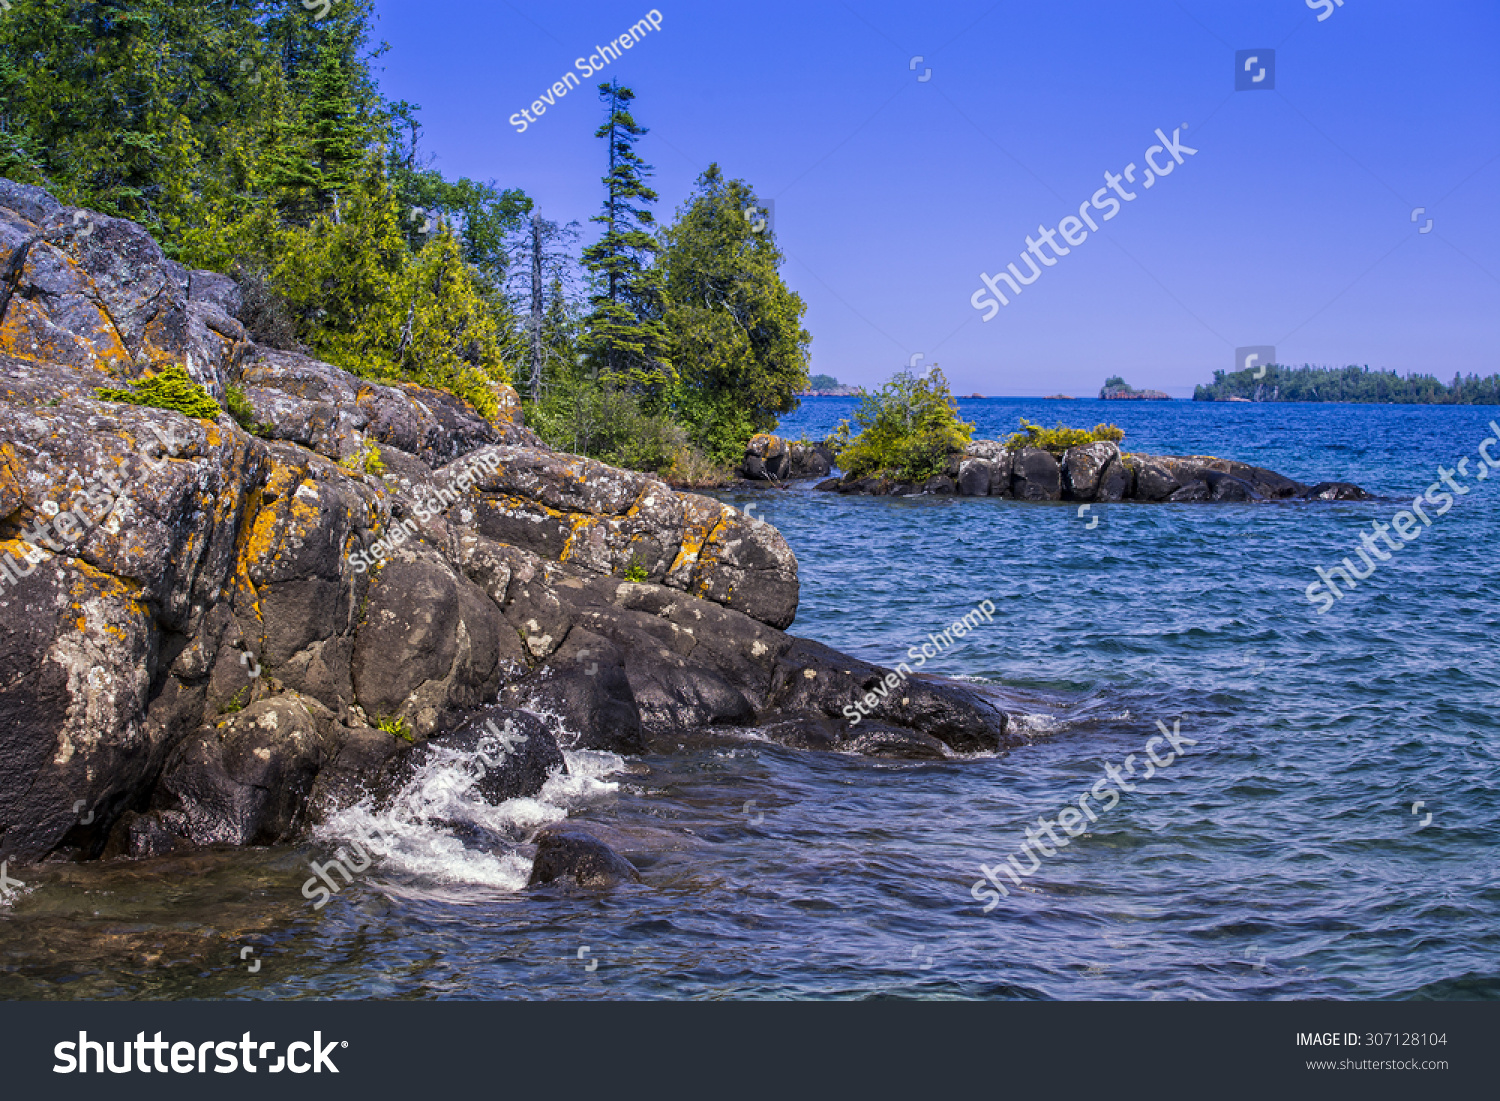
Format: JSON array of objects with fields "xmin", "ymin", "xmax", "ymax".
[
  {"xmin": 741, "ymin": 433, "xmax": 836, "ymax": 482},
  {"xmin": 0, "ymin": 183, "xmax": 1014, "ymax": 877},
  {"xmin": 741, "ymin": 435, "xmax": 1370, "ymax": 503}
]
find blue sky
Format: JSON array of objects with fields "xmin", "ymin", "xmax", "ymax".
[{"xmin": 369, "ymin": 0, "xmax": 1499, "ymax": 397}]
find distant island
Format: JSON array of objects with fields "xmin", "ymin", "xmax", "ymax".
[
  {"xmin": 1195, "ymin": 364, "xmax": 1500, "ymax": 405},
  {"xmin": 798, "ymin": 373, "xmax": 864, "ymax": 397},
  {"xmin": 1043, "ymin": 394, "xmax": 1077, "ymax": 400},
  {"xmin": 1100, "ymin": 376, "xmax": 1170, "ymax": 401}
]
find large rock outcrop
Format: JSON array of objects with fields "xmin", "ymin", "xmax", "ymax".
[{"xmin": 0, "ymin": 183, "xmax": 1014, "ymax": 868}]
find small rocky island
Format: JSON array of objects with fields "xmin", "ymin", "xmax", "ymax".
[
  {"xmin": 0, "ymin": 183, "xmax": 1016, "ymax": 878},
  {"xmin": 1100, "ymin": 376, "xmax": 1171, "ymax": 401},
  {"xmin": 742, "ymin": 434, "xmax": 1371, "ymax": 503}
]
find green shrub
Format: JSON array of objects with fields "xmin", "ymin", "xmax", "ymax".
[
  {"xmin": 527, "ymin": 382, "xmax": 689, "ymax": 475},
  {"xmin": 95, "ymin": 365, "xmax": 222, "ymax": 419},
  {"xmin": 623, "ymin": 557, "xmax": 649, "ymax": 582},
  {"xmin": 376, "ymin": 714, "xmax": 413, "ymax": 742},
  {"xmin": 833, "ymin": 366, "xmax": 973, "ymax": 482},
  {"xmin": 663, "ymin": 445, "xmax": 732, "ymax": 487},
  {"xmin": 1003, "ymin": 418, "xmax": 1125, "ymax": 454}
]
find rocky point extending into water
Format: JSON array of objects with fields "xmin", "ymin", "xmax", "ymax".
[
  {"xmin": 0, "ymin": 183, "xmax": 1015, "ymax": 882},
  {"xmin": 741, "ymin": 434, "xmax": 1371, "ymax": 503}
]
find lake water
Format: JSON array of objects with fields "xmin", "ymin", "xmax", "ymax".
[{"xmin": 3, "ymin": 398, "xmax": 1497, "ymax": 1000}]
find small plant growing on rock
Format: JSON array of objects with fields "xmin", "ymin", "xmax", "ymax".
[
  {"xmin": 623, "ymin": 557, "xmax": 649, "ymax": 582},
  {"xmin": 224, "ymin": 385, "xmax": 273, "ymax": 437},
  {"xmin": 95, "ymin": 365, "xmax": 222, "ymax": 419},
  {"xmin": 1003, "ymin": 418, "xmax": 1124, "ymax": 455},
  {"xmin": 339, "ymin": 442, "xmax": 385, "ymax": 478},
  {"xmin": 219, "ymin": 686, "xmax": 250, "ymax": 715},
  {"xmin": 376, "ymin": 714, "xmax": 413, "ymax": 742}
]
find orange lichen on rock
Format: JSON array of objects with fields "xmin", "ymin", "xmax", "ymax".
[{"xmin": 0, "ymin": 441, "xmax": 24, "ymax": 519}]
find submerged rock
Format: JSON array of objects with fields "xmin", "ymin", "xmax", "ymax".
[
  {"xmin": 1302, "ymin": 481, "xmax": 1371, "ymax": 501},
  {"xmin": 422, "ymin": 707, "xmax": 565, "ymax": 805},
  {"xmin": 528, "ymin": 825, "xmax": 641, "ymax": 887}
]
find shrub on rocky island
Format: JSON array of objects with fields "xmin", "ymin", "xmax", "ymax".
[
  {"xmin": 1003, "ymin": 418, "xmax": 1124, "ymax": 455},
  {"xmin": 832, "ymin": 366, "xmax": 974, "ymax": 482}
]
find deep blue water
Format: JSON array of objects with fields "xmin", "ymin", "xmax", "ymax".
[{"xmin": 2, "ymin": 399, "xmax": 1496, "ymax": 1000}]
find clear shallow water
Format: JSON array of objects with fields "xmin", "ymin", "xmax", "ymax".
[{"xmin": 2, "ymin": 399, "xmax": 1497, "ymax": 1000}]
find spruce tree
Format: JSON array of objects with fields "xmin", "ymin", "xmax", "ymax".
[
  {"xmin": 580, "ymin": 81, "xmax": 671, "ymax": 394},
  {"xmin": 299, "ymin": 43, "xmax": 368, "ymax": 221}
]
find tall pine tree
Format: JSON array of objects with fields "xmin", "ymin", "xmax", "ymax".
[{"xmin": 580, "ymin": 81, "xmax": 670, "ymax": 394}]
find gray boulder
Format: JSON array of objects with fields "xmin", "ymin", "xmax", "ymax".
[
  {"xmin": 789, "ymin": 441, "xmax": 835, "ymax": 479},
  {"xmin": 987, "ymin": 451, "xmax": 1015, "ymax": 497},
  {"xmin": 499, "ymin": 630, "xmax": 644, "ymax": 754},
  {"xmin": 1062, "ymin": 441, "xmax": 1121, "ymax": 501},
  {"xmin": 129, "ymin": 696, "xmax": 330, "ymax": 851},
  {"xmin": 1130, "ymin": 458, "xmax": 1183, "ymax": 501},
  {"xmin": 1096, "ymin": 457, "xmax": 1133, "ymax": 501},
  {"xmin": 1167, "ymin": 481, "xmax": 1212, "ymax": 502},
  {"xmin": 957, "ymin": 458, "xmax": 997, "ymax": 496},
  {"xmin": 962, "ymin": 440, "xmax": 1009, "ymax": 462},
  {"xmin": 1011, "ymin": 448, "xmax": 1062, "ymax": 500},
  {"xmin": 427, "ymin": 707, "xmax": 565, "ymax": 805}
]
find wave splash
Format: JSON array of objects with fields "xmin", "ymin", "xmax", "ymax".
[{"xmin": 316, "ymin": 740, "xmax": 624, "ymax": 894}]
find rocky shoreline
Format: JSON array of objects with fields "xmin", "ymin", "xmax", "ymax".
[
  {"xmin": 742, "ymin": 435, "xmax": 1372, "ymax": 503},
  {"xmin": 0, "ymin": 183, "xmax": 1014, "ymax": 882}
]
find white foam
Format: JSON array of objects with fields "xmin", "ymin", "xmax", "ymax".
[
  {"xmin": 1010, "ymin": 712, "xmax": 1069, "ymax": 736},
  {"xmin": 316, "ymin": 741, "xmax": 624, "ymax": 893}
]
